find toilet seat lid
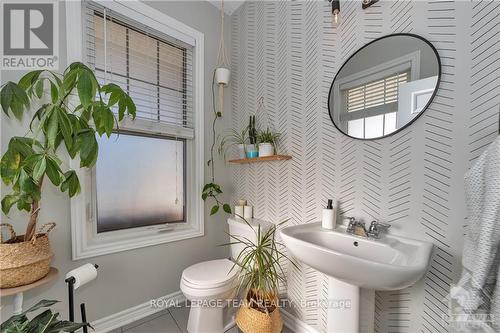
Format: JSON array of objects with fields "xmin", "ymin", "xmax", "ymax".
[{"xmin": 182, "ymin": 259, "xmax": 238, "ymax": 288}]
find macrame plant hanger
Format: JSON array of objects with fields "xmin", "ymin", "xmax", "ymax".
[{"xmin": 215, "ymin": 0, "xmax": 230, "ymax": 116}]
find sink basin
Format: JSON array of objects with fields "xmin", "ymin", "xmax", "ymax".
[{"xmin": 280, "ymin": 222, "xmax": 433, "ymax": 290}]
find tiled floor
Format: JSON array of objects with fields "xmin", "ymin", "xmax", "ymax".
[{"xmin": 110, "ymin": 305, "xmax": 294, "ymax": 333}]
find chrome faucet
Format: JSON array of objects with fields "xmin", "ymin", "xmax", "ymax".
[
  {"xmin": 345, "ymin": 217, "xmax": 390, "ymax": 239},
  {"xmin": 367, "ymin": 221, "xmax": 391, "ymax": 239}
]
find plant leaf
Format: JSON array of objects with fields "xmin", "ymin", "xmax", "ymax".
[
  {"xmin": 0, "ymin": 150, "xmax": 21, "ymax": 185},
  {"xmin": 210, "ymin": 205, "xmax": 219, "ymax": 215},
  {"xmin": 60, "ymin": 170, "xmax": 80, "ymax": 197},
  {"xmin": 18, "ymin": 70, "xmax": 43, "ymax": 89},
  {"xmin": 223, "ymin": 203, "xmax": 231, "ymax": 214},
  {"xmin": 78, "ymin": 129, "xmax": 98, "ymax": 167},
  {"xmin": 45, "ymin": 156, "xmax": 62, "ymax": 186},
  {"xmin": 77, "ymin": 70, "xmax": 93, "ymax": 107},
  {"xmin": 1, "ymin": 194, "xmax": 18, "ymax": 215},
  {"xmin": 46, "ymin": 109, "xmax": 59, "ymax": 148},
  {"xmin": 50, "ymin": 81, "xmax": 58, "ymax": 103},
  {"xmin": 1, "ymin": 82, "xmax": 29, "ymax": 119},
  {"xmin": 22, "ymin": 300, "xmax": 59, "ymax": 315},
  {"xmin": 32, "ymin": 155, "xmax": 46, "ymax": 181},
  {"xmin": 35, "ymin": 79, "xmax": 44, "ymax": 98}
]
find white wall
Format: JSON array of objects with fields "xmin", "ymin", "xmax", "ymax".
[
  {"xmin": 0, "ymin": 0, "xmax": 233, "ymax": 322},
  {"xmin": 230, "ymin": 1, "xmax": 499, "ymax": 332}
]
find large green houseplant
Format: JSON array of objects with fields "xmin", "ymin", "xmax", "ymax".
[
  {"xmin": 0, "ymin": 62, "xmax": 135, "ymax": 287},
  {"xmin": 0, "ymin": 299, "xmax": 90, "ymax": 333},
  {"xmin": 225, "ymin": 218, "xmax": 297, "ymax": 333}
]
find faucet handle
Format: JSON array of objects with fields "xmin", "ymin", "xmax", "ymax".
[
  {"xmin": 369, "ymin": 221, "xmax": 391, "ymax": 231},
  {"xmin": 345, "ymin": 217, "xmax": 357, "ymax": 232},
  {"xmin": 368, "ymin": 221, "xmax": 391, "ymax": 238}
]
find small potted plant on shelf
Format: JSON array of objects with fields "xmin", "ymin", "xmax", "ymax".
[
  {"xmin": 0, "ymin": 62, "xmax": 135, "ymax": 288},
  {"xmin": 257, "ymin": 128, "xmax": 281, "ymax": 157},
  {"xmin": 246, "ymin": 115, "xmax": 258, "ymax": 158},
  {"xmin": 1, "ymin": 299, "xmax": 90, "ymax": 332},
  {"xmin": 226, "ymin": 218, "xmax": 297, "ymax": 333},
  {"xmin": 218, "ymin": 126, "xmax": 249, "ymax": 160}
]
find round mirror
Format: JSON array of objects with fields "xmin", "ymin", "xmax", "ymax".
[{"xmin": 328, "ymin": 33, "xmax": 441, "ymax": 140}]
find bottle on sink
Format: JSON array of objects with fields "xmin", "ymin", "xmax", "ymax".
[{"xmin": 322, "ymin": 199, "xmax": 336, "ymax": 230}]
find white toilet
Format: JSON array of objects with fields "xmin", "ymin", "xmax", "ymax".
[{"xmin": 180, "ymin": 217, "xmax": 271, "ymax": 333}]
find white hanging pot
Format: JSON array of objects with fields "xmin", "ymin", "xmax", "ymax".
[
  {"xmin": 258, "ymin": 143, "xmax": 274, "ymax": 157},
  {"xmin": 215, "ymin": 67, "xmax": 231, "ymax": 86}
]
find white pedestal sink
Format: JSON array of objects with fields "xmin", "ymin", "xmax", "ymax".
[{"xmin": 280, "ymin": 222, "xmax": 433, "ymax": 333}]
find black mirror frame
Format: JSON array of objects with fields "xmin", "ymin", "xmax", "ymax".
[{"xmin": 327, "ymin": 32, "xmax": 442, "ymax": 140}]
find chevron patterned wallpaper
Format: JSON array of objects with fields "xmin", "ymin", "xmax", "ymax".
[{"xmin": 230, "ymin": 1, "xmax": 500, "ymax": 332}]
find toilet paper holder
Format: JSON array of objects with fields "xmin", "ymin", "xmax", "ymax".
[{"xmin": 65, "ymin": 264, "xmax": 99, "ymax": 332}]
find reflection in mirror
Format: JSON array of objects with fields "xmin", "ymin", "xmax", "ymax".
[{"xmin": 328, "ymin": 34, "xmax": 440, "ymax": 140}]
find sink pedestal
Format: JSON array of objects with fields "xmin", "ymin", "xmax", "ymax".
[{"xmin": 327, "ymin": 277, "xmax": 359, "ymax": 333}]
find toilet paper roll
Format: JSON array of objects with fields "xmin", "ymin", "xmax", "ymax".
[
  {"xmin": 238, "ymin": 199, "xmax": 247, "ymax": 206},
  {"xmin": 66, "ymin": 263, "xmax": 98, "ymax": 290},
  {"xmin": 243, "ymin": 206, "xmax": 253, "ymax": 219},
  {"xmin": 234, "ymin": 205, "xmax": 244, "ymax": 218}
]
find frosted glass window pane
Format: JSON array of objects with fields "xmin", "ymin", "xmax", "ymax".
[
  {"xmin": 96, "ymin": 133, "xmax": 185, "ymax": 233},
  {"xmin": 365, "ymin": 115, "xmax": 384, "ymax": 139},
  {"xmin": 384, "ymin": 112, "xmax": 397, "ymax": 135},
  {"xmin": 348, "ymin": 119, "xmax": 364, "ymax": 138}
]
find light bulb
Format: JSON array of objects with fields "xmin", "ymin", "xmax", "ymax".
[{"xmin": 333, "ymin": 10, "xmax": 340, "ymax": 25}]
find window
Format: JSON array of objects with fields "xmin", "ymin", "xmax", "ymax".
[
  {"xmin": 343, "ymin": 71, "xmax": 408, "ymax": 139},
  {"xmin": 67, "ymin": 0, "xmax": 204, "ymax": 259},
  {"xmin": 95, "ymin": 133, "xmax": 185, "ymax": 233}
]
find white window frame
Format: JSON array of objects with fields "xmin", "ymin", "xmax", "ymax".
[
  {"xmin": 332, "ymin": 51, "xmax": 420, "ymax": 130},
  {"xmin": 66, "ymin": 0, "xmax": 205, "ymax": 260}
]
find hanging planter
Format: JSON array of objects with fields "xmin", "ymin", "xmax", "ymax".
[{"xmin": 215, "ymin": 67, "xmax": 231, "ymax": 86}]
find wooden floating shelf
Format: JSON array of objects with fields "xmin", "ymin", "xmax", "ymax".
[{"xmin": 229, "ymin": 155, "xmax": 292, "ymax": 164}]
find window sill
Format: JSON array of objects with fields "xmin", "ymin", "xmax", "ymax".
[{"xmin": 71, "ymin": 222, "xmax": 204, "ymax": 260}]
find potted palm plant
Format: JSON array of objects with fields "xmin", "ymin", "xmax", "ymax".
[
  {"xmin": 257, "ymin": 128, "xmax": 281, "ymax": 157},
  {"xmin": 226, "ymin": 218, "xmax": 296, "ymax": 333},
  {"xmin": 0, "ymin": 62, "xmax": 135, "ymax": 288}
]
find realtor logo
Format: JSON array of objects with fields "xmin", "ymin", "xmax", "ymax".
[{"xmin": 1, "ymin": 1, "xmax": 59, "ymax": 70}]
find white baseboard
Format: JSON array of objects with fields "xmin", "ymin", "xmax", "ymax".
[
  {"xmin": 92, "ymin": 290, "xmax": 318, "ymax": 333},
  {"xmin": 91, "ymin": 291, "xmax": 186, "ymax": 333},
  {"xmin": 281, "ymin": 308, "xmax": 320, "ymax": 333}
]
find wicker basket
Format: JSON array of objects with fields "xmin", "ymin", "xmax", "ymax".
[
  {"xmin": 0, "ymin": 223, "xmax": 55, "ymax": 288},
  {"xmin": 235, "ymin": 295, "xmax": 283, "ymax": 333}
]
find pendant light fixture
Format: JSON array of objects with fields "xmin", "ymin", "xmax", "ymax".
[
  {"xmin": 215, "ymin": 0, "xmax": 230, "ymax": 116},
  {"xmin": 330, "ymin": 0, "xmax": 340, "ymax": 26}
]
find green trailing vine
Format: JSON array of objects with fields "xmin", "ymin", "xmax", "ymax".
[{"xmin": 202, "ymin": 69, "xmax": 231, "ymax": 216}]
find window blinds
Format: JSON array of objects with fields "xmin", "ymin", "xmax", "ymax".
[
  {"xmin": 84, "ymin": 3, "xmax": 194, "ymax": 137},
  {"xmin": 345, "ymin": 71, "xmax": 409, "ymax": 114}
]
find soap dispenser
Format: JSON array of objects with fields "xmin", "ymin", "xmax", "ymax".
[{"xmin": 322, "ymin": 199, "xmax": 336, "ymax": 229}]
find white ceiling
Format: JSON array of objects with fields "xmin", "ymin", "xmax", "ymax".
[{"xmin": 207, "ymin": 0, "xmax": 246, "ymax": 16}]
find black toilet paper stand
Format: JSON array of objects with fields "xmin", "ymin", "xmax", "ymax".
[{"xmin": 65, "ymin": 264, "xmax": 99, "ymax": 332}]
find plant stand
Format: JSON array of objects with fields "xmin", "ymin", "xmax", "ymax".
[
  {"xmin": 0, "ymin": 267, "xmax": 58, "ymax": 314},
  {"xmin": 327, "ymin": 276, "xmax": 360, "ymax": 333}
]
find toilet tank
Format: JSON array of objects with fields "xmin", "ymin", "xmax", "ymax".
[{"xmin": 227, "ymin": 217, "xmax": 273, "ymax": 260}]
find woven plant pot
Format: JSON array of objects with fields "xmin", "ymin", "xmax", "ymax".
[
  {"xmin": 235, "ymin": 297, "xmax": 283, "ymax": 333},
  {"xmin": 0, "ymin": 223, "xmax": 55, "ymax": 288}
]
